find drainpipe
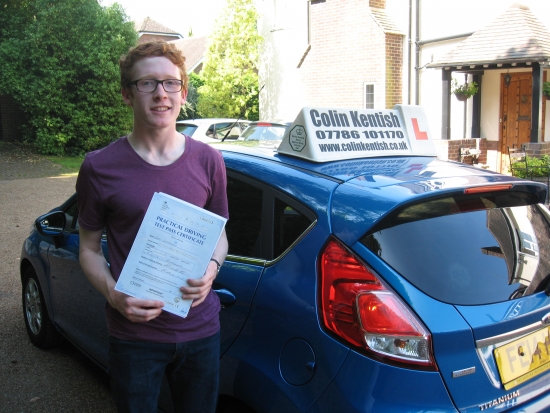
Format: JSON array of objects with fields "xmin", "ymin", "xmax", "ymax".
[
  {"xmin": 408, "ymin": 0, "xmax": 413, "ymax": 104},
  {"xmin": 415, "ymin": 0, "xmax": 420, "ymax": 105}
]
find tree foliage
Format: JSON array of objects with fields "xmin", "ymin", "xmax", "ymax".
[
  {"xmin": 179, "ymin": 72, "xmax": 204, "ymax": 120},
  {"xmin": 0, "ymin": 0, "xmax": 137, "ymax": 155},
  {"xmin": 197, "ymin": 0, "xmax": 262, "ymax": 121}
]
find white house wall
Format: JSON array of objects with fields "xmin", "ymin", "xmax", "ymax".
[{"xmin": 257, "ymin": 0, "xmax": 309, "ymax": 122}]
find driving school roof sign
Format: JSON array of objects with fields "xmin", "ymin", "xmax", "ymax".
[{"xmin": 277, "ymin": 105, "xmax": 437, "ymax": 162}]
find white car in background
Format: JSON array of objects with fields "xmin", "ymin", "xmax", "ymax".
[{"xmin": 176, "ymin": 119, "xmax": 250, "ymax": 143}]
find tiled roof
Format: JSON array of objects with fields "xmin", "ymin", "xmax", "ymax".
[
  {"xmin": 370, "ymin": 7, "xmax": 404, "ymax": 35},
  {"xmin": 135, "ymin": 17, "xmax": 181, "ymax": 36},
  {"xmin": 429, "ymin": 4, "xmax": 550, "ymax": 68},
  {"xmin": 170, "ymin": 36, "xmax": 208, "ymax": 72}
]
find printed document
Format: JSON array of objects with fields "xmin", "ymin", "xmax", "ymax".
[{"xmin": 115, "ymin": 192, "xmax": 227, "ymax": 318}]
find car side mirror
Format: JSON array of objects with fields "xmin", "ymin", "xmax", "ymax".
[{"xmin": 35, "ymin": 211, "xmax": 66, "ymax": 237}]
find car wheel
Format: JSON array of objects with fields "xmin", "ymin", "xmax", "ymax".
[{"xmin": 22, "ymin": 267, "xmax": 63, "ymax": 348}]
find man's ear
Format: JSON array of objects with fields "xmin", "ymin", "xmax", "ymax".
[
  {"xmin": 181, "ymin": 89, "xmax": 188, "ymax": 105},
  {"xmin": 121, "ymin": 88, "xmax": 133, "ymax": 106}
]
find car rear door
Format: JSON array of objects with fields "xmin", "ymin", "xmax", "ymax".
[
  {"xmin": 217, "ymin": 171, "xmax": 267, "ymax": 355},
  {"xmin": 352, "ymin": 183, "xmax": 550, "ymax": 412}
]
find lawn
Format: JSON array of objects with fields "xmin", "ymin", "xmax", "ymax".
[{"xmin": 46, "ymin": 155, "xmax": 85, "ymax": 175}]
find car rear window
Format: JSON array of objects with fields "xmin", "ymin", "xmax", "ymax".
[
  {"xmin": 361, "ymin": 191, "xmax": 550, "ymax": 305},
  {"xmin": 209, "ymin": 123, "xmax": 242, "ymax": 140}
]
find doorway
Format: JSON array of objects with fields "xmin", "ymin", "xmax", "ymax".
[{"xmin": 499, "ymin": 72, "xmax": 546, "ymax": 172}]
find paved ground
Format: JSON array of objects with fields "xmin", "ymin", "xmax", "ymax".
[
  {"xmin": 0, "ymin": 142, "xmax": 65, "ymax": 180},
  {"xmin": 0, "ymin": 142, "xmax": 117, "ymax": 412}
]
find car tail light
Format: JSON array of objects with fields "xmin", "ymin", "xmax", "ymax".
[{"xmin": 320, "ymin": 238, "xmax": 436, "ymax": 370}]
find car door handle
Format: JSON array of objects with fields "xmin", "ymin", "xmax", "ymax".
[{"xmin": 214, "ymin": 288, "xmax": 236, "ymax": 308}]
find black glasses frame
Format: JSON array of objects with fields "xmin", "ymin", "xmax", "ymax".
[{"xmin": 129, "ymin": 79, "xmax": 183, "ymax": 93}]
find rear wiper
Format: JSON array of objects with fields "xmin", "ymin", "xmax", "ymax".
[
  {"xmin": 221, "ymin": 117, "xmax": 242, "ymax": 142},
  {"xmin": 222, "ymin": 84, "xmax": 265, "ymax": 142}
]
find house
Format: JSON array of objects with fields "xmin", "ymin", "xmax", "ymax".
[
  {"xmin": 425, "ymin": 3, "xmax": 550, "ymax": 172},
  {"xmin": 135, "ymin": 17, "xmax": 183, "ymax": 44},
  {"xmin": 169, "ymin": 36, "xmax": 208, "ymax": 74},
  {"xmin": 134, "ymin": 18, "xmax": 207, "ymax": 75},
  {"xmin": 258, "ymin": 0, "xmax": 550, "ymax": 173}
]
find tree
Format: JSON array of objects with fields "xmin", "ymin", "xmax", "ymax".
[
  {"xmin": 197, "ymin": 0, "xmax": 262, "ymax": 120},
  {"xmin": 0, "ymin": 0, "xmax": 137, "ymax": 155},
  {"xmin": 179, "ymin": 72, "xmax": 204, "ymax": 120}
]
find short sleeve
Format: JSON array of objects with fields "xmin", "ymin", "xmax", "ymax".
[{"xmin": 76, "ymin": 154, "xmax": 106, "ymax": 232}]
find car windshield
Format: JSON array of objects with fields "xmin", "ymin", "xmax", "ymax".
[
  {"xmin": 241, "ymin": 124, "xmax": 287, "ymax": 141},
  {"xmin": 361, "ymin": 191, "xmax": 550, "ymax": 305},
  {"xmin": 176, "ymin": 124, "xmax": 198, "ymax": 136}
]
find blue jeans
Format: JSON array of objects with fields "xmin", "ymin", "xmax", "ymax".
[{"xmin": 108, "ymin": 331, "xmax": 220, "ymax": 413}]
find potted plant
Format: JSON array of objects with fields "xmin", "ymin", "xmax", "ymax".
[
  {"xmin": 451, "ymin": 79, "xmax": 479, "ymax": 101},
  {"xmin": 543, "ymin": 82, "xmax": 550, "ymax": 100}
]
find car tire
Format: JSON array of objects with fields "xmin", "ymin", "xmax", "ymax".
[{"xmin": 22, "ymin": 267, "xmax": 63, "ymax": 348}]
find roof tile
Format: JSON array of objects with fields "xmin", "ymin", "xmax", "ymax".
[{"xmin": 429, "ymin": 4, "xmax": 550, "ymax": 67}]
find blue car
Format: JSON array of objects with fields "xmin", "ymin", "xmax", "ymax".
[{"xmin": 21, "ymin": 106, "xmax": 550, "ymax": 412}]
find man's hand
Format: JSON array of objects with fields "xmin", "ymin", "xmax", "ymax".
[
  {"xmin": 108, "ymin": 289, "xmax": 164, "ymax": 322},
  {"xmin": 180, "ymin": 260, "xmax": 218, "ymax": 307}
]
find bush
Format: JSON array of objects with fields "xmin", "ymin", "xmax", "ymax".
[
  {"xmin": 0, "ymin": 0, "xmax": 137, "ymax": 155},
  {"xmin": 509, "ymin": 155, "xmax": 550, "ymax": 179}
]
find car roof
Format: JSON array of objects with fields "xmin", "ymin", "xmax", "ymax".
[
  {"xmin": 217, "ymin": 143, "xmax": 503, "ymax": 181},
  {"xmin": 177, "ymin": 118, "xmax": 249, "ymax": 125},
  {"xmin": 246, "ymin": 121, "xmax": 291, "ymax": 127}
]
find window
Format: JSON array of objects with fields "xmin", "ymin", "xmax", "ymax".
[
  {"xmin": 175, "ymin": 123, "xmax": 198, "ymax": 136},
  {"xmin": 226, "ymin": 176, "xmax": 263, "ymax": 258},
  {"xmin": 64, "ymin": 200, "xmax": 79, "ymax": 232},
  {"xmin": 364, "ymin": 83, "xmax": 375, "ymax": 109},
  {"xmin": 362, "ymin": 192, "xmax": 550, "ymax": 305},
  {"xmin": 207, "ymin": 123, "xmax": 244, "ymax": 140},
  {"xmin": 274, "ymin": 199, "xmax": 312, "ymax": 257},
  {"xmin": 225, "ymin": 172, "xmax": 314, "ymax": 260}
]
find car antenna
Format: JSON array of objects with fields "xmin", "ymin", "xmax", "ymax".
[{"xmin": 222, "ymin": 84, "xmax": 265, "ymax": 142}]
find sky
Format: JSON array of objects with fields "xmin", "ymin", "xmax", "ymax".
[{"xmin": 99, "ymin": 0, "xmax": 227, "ymax": 37}]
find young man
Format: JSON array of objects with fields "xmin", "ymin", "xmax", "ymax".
[{"xmin": 77, "ymin": 41, "xmax": 228, "ymax": 413}]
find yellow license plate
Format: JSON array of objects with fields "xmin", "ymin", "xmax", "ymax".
[{"xmin": 494, "ymin": 326, "xmax": 550, "ymax": 390}]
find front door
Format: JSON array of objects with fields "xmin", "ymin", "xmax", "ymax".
[
  {"xmin": 499, "ymin": 72, "xmax": 547, "ymax": 173},
  {"xmin": 500, "ymin": 72, "xmax": 532, "ymax": 173}
]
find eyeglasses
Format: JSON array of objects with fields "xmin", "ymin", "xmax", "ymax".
[{"xmin": 129, "ymin": 79, "xmax": 183, "ymax": 93}]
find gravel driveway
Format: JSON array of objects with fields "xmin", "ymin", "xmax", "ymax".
[{"xmin": 0, "ymin": 144, "xmax": 117, "ymax": 412}]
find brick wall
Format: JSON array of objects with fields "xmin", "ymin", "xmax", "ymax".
[
  {"xmin": 434, "ymin": 138, "xmax": 488, "ymax": 164},
  {"xmin": 385, "ymin": 33, "xmax": 403, "ymax": 108},
  {"xmin": 300, "ymin": 0, "xmax": 386, "ymax": 107},
  {"xmin": 369, "ymin": 0, "xmax": 386, "ymax": 9},
  {"xmin": 0, "ymin": 95, "xmax": 26, "ymax": 142},
  {"xmin": 302, "ymin": 0, "xmax": 402, "ymax": 109},
  {"xmin": 523, "ymin": 142, "xmax": 550, "ymax": 157}
]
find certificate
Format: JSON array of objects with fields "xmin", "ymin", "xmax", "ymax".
[{"xmin": 115, "ymin": 192, "xmax": 227, "ymax": 318}]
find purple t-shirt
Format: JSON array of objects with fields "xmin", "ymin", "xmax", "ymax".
[{"xmin": 76, "ymin": 135, "xmax": 229, "ymax": 343}]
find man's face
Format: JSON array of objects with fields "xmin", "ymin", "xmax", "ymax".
[{"xmin": 122, "ymin": 56, "xmax": 187, "ymax": 131}]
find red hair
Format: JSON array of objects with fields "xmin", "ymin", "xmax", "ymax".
[{"xmin": 119, "ymin": 41, "xmax": 188, "ymax": 92}]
